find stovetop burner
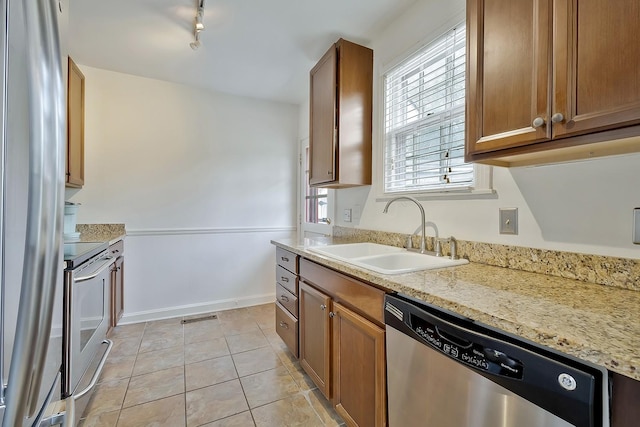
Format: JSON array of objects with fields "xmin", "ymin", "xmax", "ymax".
[{"xmin": 63, "ymin": 241, "xmax": 108, "ymax": 269}]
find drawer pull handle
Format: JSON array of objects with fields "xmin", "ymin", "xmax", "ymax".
[
  {"xmin": 281, "ymin": 256, "xmax": 289, "ymax": 262},
  {"xmin": 280, "ymin": 295, "xmax": 290, "ymax": 302},
  {"xmin": 281, "ymin": 276, "xmax": 289, "ymax": 283},
  {"xmin": 320, "ymin": 304, "xmax": 326, "ymax": 310},
  {"xmin": 279, "ymin": 321, "xmax": 289, "ymax": 329}
]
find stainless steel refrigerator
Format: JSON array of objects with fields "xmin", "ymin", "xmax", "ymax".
[{"xmin": 1, "ymin": 0, "xmax": 72, "ymax": 425}]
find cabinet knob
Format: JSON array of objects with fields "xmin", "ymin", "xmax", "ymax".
[
  {"xmin": 279, "ymin": 321, "xmax": 289, "ymax": 329},
  {"xmin": 551, "ymin": 113, "xmax": 564, "ymax": 123},
  {"xmin": 329, "ymin": 312, "xmax": 336, "ymax": 318},
  {"xmin": 320, "ymin": 304, "xmax": 326, "ymax": 310},
  {"xmin": 280, "ymin": 295, "xmax": 290, "ymax": 302},
  {"xmin": 532, "ymin": 117, "xmax": 545, "ymax": 128}
]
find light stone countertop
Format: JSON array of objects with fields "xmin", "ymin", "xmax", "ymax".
[
  {"xmin": 76, "ymin": 223, "xmax": 126, "ymax": 245},
  {"xmin": 272, "ymin": 236, "xmax": 640, "ymax": 381}
]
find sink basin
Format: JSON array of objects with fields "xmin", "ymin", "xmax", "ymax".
[
  {"xmin": 308, "ymin": 242, "xmax": 468, "ymax": 274},
  {"xmin": 308, "ymin": 242, "xmax": 405, "ymax": 259}
]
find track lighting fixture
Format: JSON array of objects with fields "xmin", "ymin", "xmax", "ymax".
[
  {"xmin": 190, "ymin": 31, "xmax": 201, "ymax": 50},
  {"xmin": 190, "ymin": 0, "xmax": 205, "ymax": 50}
]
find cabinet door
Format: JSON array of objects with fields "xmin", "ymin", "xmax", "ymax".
[
  {"xmin": 466, "ymin": 0, "xmax": 551, "ymax": 156},
  {"xmin": 110, "ymin": 256, "xmax": 124, "ymax": 327},
  {"xmin": 299, "ymin": 281, "xmax": 332, "ymax": 398},
  {"xmin": 309, "ymin": 45, "xmax": 337, "ymax": 186},
  {"xmin": 332, "ymin": 302, "xmax": 386, "ymax": 427},
  {"xmin": 66, "ymin": 57, "xmax": 84, "ymax": 187},
  {"xmin": 552, "ymin": 0, "xmax": 640, "ymax": 139}
]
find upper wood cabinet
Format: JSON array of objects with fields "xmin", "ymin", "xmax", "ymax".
[
  {"xmin": 466, "ymin": 0, "xmax": 640, "ymax": 166},
  {"xmin": 66, "ymin": 57, "xmax": 84, "ymax": 187},
  {"xmin": 309, "ymin": 39, "xmax": 373, "ymax": 188}
]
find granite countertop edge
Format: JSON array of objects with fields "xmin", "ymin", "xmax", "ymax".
[{"xmin": 272, "ymin": 237, "xmax": 640, "ymax": 382}]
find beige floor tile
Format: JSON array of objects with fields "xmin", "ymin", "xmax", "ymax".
[
  {"xmin": 144, "ymin": 317, "xmax": 184, "ymax": 331},
  {"xmin": 240, "ymin": 366, "xmax": 299, "ymax": 409},
  {"xmin": 283, "ymin": 361, "xmax": 317, "ymax": 391},
  {"xmin": 184, "ymin": 321, "xmax": 225, "ymax": 345},
  {"xmin": 217, "ymin": 308, "xmax": 252, "ymax": 322},
  {"xmin": 251, "ymin": 393, "xmax": 324, "ymax": 427},
  {"xmin": 99, "ymin": 354, "xmax": 136, "ymax": 383},
  {"xmin": 186, "ymin": 379, "xmax": 249, "ymax": 426},
  {"xmin": 232, "ymin": 347, "xmax": 282, "ymax": 377},
  {"xmin": 260, "ymin": 328, "xmax": 281, "ymax": 346},
  {"xmin": 108, "ymin": 337, "xmax": 141, "ymax": 358},
  {"xmin": 220, "ymin": 320, "xmax": 263, "ymax": 337},
  {"xmin": 132, "ymin": 345, "xmax": 184, "ymax": 376},
  {"xmin": 108, "ymin": 323, "xmax": 145, "ymax": 340},
  {"xmin": 225, "ymin": 330, "xmax": 269, "ymax": 354},
  {"xmin": 184, "ymin": 336, "xmax": 230, "ymax": 364},
  {"xmin": 139, "ymin": 329, "xmax": 184, "ymax": 353},
  {"xmin": 78, "ymin": 409, "xmax": 119, "ymax": 427},
  {"xmin": 186, "ymin": 356, "xmax": 238, "ymax": 391},
  {"xmin": 305, "ymin": 388, "xmax": 345, "ymax": 426},
  {"xmin": 123, "ymin": 365, "xmax": 185, "ymax": 408},
  {"xmin": 200, "ymin": 411, "xmax": 255, "ymax": 426},
  {"xmin": 117, "ymin": 394, "xmax": 186, "ymax": 427},
  {"xmin": 270, "ymin": 340, "xmax": 298, "ymax": 367},
  {"xmin": 82, "ymin": 378, "xmax": 129, "ymax": 419}
]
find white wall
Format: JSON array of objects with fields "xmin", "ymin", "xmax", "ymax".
[
  {"xmin": 328, "ymin": 0, "xmax": 640, "ymax": 260},
  {"xmin": 67, "ymin": 66, "xmax": 299, "ymax": 321}
]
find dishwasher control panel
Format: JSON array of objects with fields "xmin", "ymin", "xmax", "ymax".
[{"xmin": 411, "ymin": 314, "xmax": 524, "ymax": 379}]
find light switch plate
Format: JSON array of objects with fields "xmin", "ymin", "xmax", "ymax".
[
  {"xmin": 343, "ymin": 208, "xmax": 352, "ymax": 223},
  {"xmin": 634, "ymin": 208, "xmax": 640, "ymax": 244},
  {"xmin": 499, "ymin": 208, "xmax": 518, "ymax": 235}
]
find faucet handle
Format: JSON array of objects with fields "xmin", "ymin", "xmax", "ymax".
[
  {"xmin": 434, "ymin": 239, "xmax": 442, "ymax": 257},
  {"xmin": 405, "ymin": 235, "xmax": 413, "ymax": 250},
  {"xmin": 448, "ymin": 236, "xmax": 458, "ymax": 260}
]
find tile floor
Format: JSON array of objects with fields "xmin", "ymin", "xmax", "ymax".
[{"xmin": 79, "ymin": 303, "xmax": 345, "ymax": 427}]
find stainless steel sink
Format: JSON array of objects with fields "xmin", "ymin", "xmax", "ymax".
[{"xmin": 308, "ymin": 242, "xmax": 468, "ymax": 274}]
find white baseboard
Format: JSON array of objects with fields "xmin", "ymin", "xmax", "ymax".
[{"xmin": 119, "ymin": 293, "xmax": 276, "ymax": 325}]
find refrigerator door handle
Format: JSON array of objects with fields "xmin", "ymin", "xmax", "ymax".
[{"xmin": 2, "ymin": 0, "xmax": 65, "ymax": 425}]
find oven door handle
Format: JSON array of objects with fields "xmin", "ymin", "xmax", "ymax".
[
  {"xmin": 74, "ymin": 258, "xmax": 115, "ymax": 283},
  {"xmin": 72, "ymin": 340, "xmax": 113, "ymax": 401}
]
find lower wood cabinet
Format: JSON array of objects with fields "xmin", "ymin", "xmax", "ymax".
[
  {"xmin": 299, "ymin": 259, "xmax": 387, "ymax": 427},
  {"xmin": 299, "ymin": 281, "xmax": 331, "ymax": 397},
  {"xmin": 332, "ymin": 302, "xmax": 386, "ymax": 427}
]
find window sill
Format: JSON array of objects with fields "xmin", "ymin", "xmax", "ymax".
[{"xmin": 376, "ymin": 188, "xmax": 497, "ymax": 202}]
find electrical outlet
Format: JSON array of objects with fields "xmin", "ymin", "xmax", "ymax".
[
  {"xmin": 634, "ymin": 208, "xmax": 640, "ymax": 244},
  {"xmin": 499, "ymin": 208, "xmax": 518, "ymax": 235},
  {"xmin": 343, "ymin": 208, "xmax": 352, "ymax": 223}
]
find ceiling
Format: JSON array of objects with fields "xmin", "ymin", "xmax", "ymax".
[{"xmin": 68, "ymin": 0, "xmax": 418, "ymax": 105}]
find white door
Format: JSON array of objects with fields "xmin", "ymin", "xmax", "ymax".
[{"xmin": 299, "ymin": 138, "xmax": 333, "ymax": 237}]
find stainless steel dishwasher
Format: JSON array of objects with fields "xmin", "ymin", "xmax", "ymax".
[{"xmin": 384, "ymin": 294, "xmax": 610, "ymax": 427}]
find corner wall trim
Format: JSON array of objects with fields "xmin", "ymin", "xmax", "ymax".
[{"xmin": 127, "ymin": 226, "xmax": 296, "ymax": 237}]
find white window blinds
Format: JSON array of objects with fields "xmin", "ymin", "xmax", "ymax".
[{"xmin": 384, "ymin": 24, "xmax": 472, "ymax": 193}]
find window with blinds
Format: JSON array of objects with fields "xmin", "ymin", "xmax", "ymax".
[{"xmin": 384, "ymin": 24, "xmax": 472, "ymax": 194}]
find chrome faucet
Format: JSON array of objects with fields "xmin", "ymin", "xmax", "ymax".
[
  {"xmin": 437, "ymin": 236, "xmax": 459, "ymax": 260},
  {"xmin": 383, "ymin": 196, "xmax": 426, "ymax": 253}
]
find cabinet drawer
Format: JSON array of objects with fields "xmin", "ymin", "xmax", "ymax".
[
  {"xmin": 109, "ymin": 239, "xmax": 124, "ymax": 257},
  {"xmin": 275, "ymin": 302, "xmax": 298, "ymax": 358},
  {"xmin": 276, "ymin": 247, "xmax": 298, "ymax": 273},
  {"xmin": 300, "ymin": 258, "xmax": 385, "ymax": 325},
  {"xmin": 276, "ymin": 284, "xmax": 298, "ymax": 318},
  {"xmin": 276, "ymin": 265, "xmax": 298, "ymax": 295}
]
